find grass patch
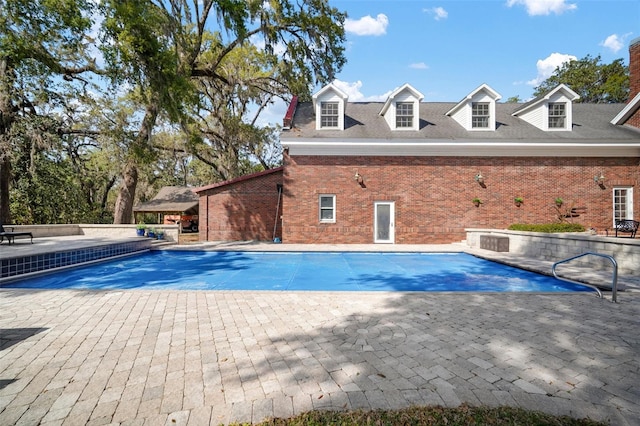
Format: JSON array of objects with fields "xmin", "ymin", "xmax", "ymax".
[
  {"xmin": 508, "ymin": 223, "xmax": 586, "ymax": 233},
  {"xmin": 234, "ymin": 405, "xmax": 605, "ymax": 426}
]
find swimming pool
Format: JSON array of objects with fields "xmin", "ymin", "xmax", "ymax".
[{"xmin": 2, "ymin": 251, "xmax": 593, "ymax": 293}]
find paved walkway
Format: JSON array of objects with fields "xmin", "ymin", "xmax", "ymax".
[{"xmin": 1, "ymin": 242, "xmax": 639, "ymax": 425}]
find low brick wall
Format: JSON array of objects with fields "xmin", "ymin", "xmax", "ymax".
[{"xmin": 466, "ymin": 228, "xmax": 640, "ymax": 276}]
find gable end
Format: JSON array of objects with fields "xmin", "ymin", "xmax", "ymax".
[
  {"xmin": 379, "ymin": 83, "xmax": 424, "ymax": 131},
  {"xmin": 446, "ymin": 84, "xmax": 501, "ymax": 131}
]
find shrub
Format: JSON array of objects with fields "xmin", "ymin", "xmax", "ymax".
[{"xmin": 508, "ymin": 223, "xmax": 586, "ymax": 233}]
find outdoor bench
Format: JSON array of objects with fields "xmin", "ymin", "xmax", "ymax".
[
  {"xmin": 0, "ymin": 224, "xmax": 33, "ymax": 245},
  {"xmin": 614, "ymin": 219, "xmax": 639, "ymax": 238}
]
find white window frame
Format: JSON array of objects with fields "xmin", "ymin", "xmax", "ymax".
[
  {"xmin": 395, "ymin": 102, "xmax": 413, "ymax": 128},
  {"xmin": 471, "ymin": 102, "xmax": 490, "ymax": 128},
  {"xmin": 320, "ymin": 102, "xmax": 339, "ymax": 128},
  {"xmin": 613, "ymin": 187, "xmax": 634, "ymax": 226},
  {"xmin": 548, "ymin": 102, "xmax": 566, "ymax": 129},
  {"xmin": 319, "ymin": 194, "xmax": 336, "ymax": 223}
]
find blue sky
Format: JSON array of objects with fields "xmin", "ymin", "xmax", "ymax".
[{"xmin": 328, "ymin": 0, "xmax": 638, "ymax": 103}]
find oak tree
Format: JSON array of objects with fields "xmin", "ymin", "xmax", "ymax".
[
  {"xmin": 533, "ymin": 55, "xmax": 629, "ymax": 103},
  {"xmin": 101, "ymin": 0, "xmax": 346, "ymax": 223}
]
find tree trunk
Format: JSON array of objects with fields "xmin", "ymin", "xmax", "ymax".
[
  {"xmin": 0, "ymin": 158, "xmax": 10, "ymax": 224},
  {"xmin": 112, "ymin": 101, "xmax": 159, "ymax": 224},
  {"xmin": 0, "ymin": 57, "xmax": 14, "ymax": 224},
  {"xmin": 113, "ymin": 162, "xmax": 138, "ymax": 224}
]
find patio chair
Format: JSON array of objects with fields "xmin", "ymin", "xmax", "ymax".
[{"xmin": 0, "ymin": 224, "xmax": 33, "ymax": 245}]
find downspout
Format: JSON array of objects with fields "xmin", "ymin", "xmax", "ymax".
[
  {"xmin": 272, "ymin": 184, "xmax": 283, "ymax": 243},
  {"xmin": 206, "ymin": 192, "xmax": 210, "ymax": 242}
]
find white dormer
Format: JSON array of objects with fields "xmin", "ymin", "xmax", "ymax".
[
  {"xmin": 312, "ymin": 83, "xmax": 349, "ymax": 130},
  {"xmin": 512, "ymin": 84, "xmax": 580, "ymax": 131},
  {"xmin": 445, "ymin": 84, "xmax": 501, "ymax": 131},
  {"xmin": 379, "ymin": 83, "xmax": 424, "ymax": 131}
]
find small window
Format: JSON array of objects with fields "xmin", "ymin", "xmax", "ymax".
[
  {"xmin": 396, "ymin": 102, "xmax": 413, "ymax": 128},
  {"xmin": 320, "ymin": 102, "xmax": 339, "ymax": 128},
  {"xmin": 319, "ymin": 195, "xmax": 336, "ymax": 223},
  {"xmin": 613, "ymin": 187, "xmax": 634, "ymax": 225},
  {"xmin": 472, "ymin": 102, "xmax": 490, "ymax": 128},
  {"xmin": 548, "ymin": 103, "xmax": 566, "ymax": 129}
]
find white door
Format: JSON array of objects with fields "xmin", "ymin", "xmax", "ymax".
[
  {"xmin": 613, "ymin": 187, "xmax": 634, "ymax": 224},
  {"xmin": 374, "ymin": 202, "xmax": 395, "ymax": 243}
]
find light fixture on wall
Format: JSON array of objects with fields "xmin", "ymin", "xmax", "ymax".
[
  {"xmin": 594, "ymin": 172, "xmax": 605, "ymax": 185},
  {"xmin": 354, "ymin": 170, "xmax": 364, "ymax": 184},
  {"xmin": 474, "ymin": 172, "xmax": 486, "ymax": 187}
]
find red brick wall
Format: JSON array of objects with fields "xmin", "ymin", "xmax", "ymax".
[
  {"xmin": 630, "ymin": 38, "xmax": 640, "ymax": 102},
  {"xmin": 627, "ymin": 109, "xmax": 640, "ymax": 128},
  {"xmin": 627, "ymin": 38, "xmax": 640, "ymax": 127},
  {"xmin": 282, "ymin": 154, "xmax": 639, "ymax": 244},
  {"xmin": 198, "ymin": 170, "xmax": 283, "ymax": 242}
]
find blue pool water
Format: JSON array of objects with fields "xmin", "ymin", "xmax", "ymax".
[{"xmin": 3, "ymin": 251, "xmax": 593, "ymax": 293}]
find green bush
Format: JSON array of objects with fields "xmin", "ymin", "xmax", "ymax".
[{"xmin": 508, "ymin": 223, "xmax": 586, "ymax": 233}]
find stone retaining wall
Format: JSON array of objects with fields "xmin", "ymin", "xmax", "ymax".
[
  {"xmin": 7, "ymin": 224, "xmax": 180, "ymax": 243},
  {"xmin": 79, "ymin": 224, "xmax": 179, "ymax": 242},
  {"xmin": 466, "ymin": 228, "xmax": 640, "ymax": 276}
]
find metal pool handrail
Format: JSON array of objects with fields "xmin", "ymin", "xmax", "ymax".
[{"xmin": 552, "ymin": 252, "xmax": 618, "ymax": 303}]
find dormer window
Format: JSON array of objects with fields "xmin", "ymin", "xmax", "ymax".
[
  {"xmin": 321, "ymin": 102, "xmax": 339, "ymax": 128},
  {"xmin": 548, "ymin": 103, "xmax": 566, "ymax": 128},
  {"xmin": 312, "ymin": 83, "xmax": 349, "ymax": 131},
  {"xmin": 446, "ymin": 84, "xmax": 501, "ymax": 131},
  {"xmin": 379, "ymin": 84, "xmax": 424, "ymax": 131},
  {"xmin": 396, "ymin": 102, "xmax": 414, "ymax": 128},
  {"xmin": 472, "ymin": 103, "xmax": 490, "ymax": 128},
  {"xmin": 512, "ymin": 84, "xmax": 579, "ymax": 131}
]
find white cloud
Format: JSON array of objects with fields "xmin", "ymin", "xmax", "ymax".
[
  {"xmin": 332, "ymin": 79, "xmax": 390, "ymax": 102},
  {"xmin": 344, "ymin": 14, "xmax": 389, "ymax": 36},
  {"xmin": 409, "ymin": 62, "xmax": 429, "ymax": 70},
  {"xmin": 527, "ymin": 52, "xmax": 576, "ymax": 86},
  {"xmin": 333, "ymin": 80, "xmax": 366, "ymax": 101},
  {"xmin": 424, "ymin": 7, "xmax": 448, "ymax": 20},
  {"xmin": 600, "ymin": 33, "xmax": 632, "ymax": 53},
  {"xmin": 506, "ymin": 0, "xmax": 577, "ymax": 16}
]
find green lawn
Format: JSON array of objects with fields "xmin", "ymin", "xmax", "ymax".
[{"xmin": 232, "ymin": 405, "xmax": 606, "ymax": 426}]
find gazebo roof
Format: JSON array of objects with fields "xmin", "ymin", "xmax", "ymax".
[{"xmin": 133, "ymin": 186, "xmax": 199, "ymax": 214}]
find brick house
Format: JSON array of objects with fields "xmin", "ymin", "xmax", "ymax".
[
  {"xmin": 196, "ymin": 38, "xmax": 640, "ymax": 244},
  {"xmin": 194, "ymin": 168, "xmax": 283, "ymax": 242}
]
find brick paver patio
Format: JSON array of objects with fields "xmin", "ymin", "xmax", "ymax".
[{"xmin": 1, "ymin": 288, "xmax": 639, "ymax": 425}]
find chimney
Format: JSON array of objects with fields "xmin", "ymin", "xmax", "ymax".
[
  {"xmin": 282, "ymin": 95, "xmax": 298, "ymax": 130},
  {"xmin": 629, "ymin": 37, "xmax": 640, "ymax": 102}
]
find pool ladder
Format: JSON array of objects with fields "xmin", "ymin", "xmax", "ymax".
[{"xmin": 552, "ymin": 252, "xmax": 618, "ymax": 303}]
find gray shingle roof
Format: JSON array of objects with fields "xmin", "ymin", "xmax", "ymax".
[
  {"xmin": 133, "ymin": 186, "xmax": 198, "ymax": 213},
  {"xmin": 281, "ymin": 102, "xmax": 640, "ymax": 142}
]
